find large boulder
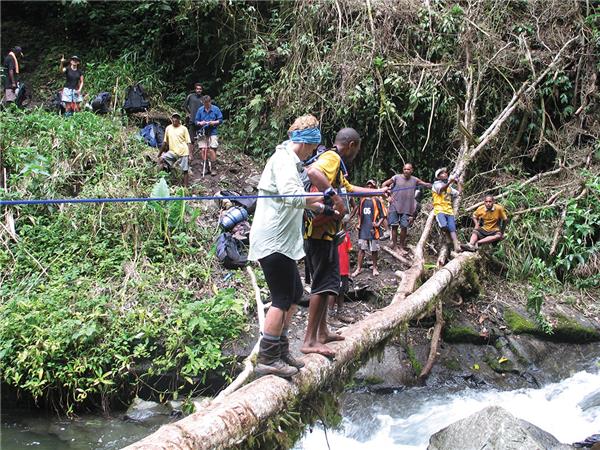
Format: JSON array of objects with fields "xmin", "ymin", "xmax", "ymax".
[{"xmin": 427, "ymin": 406, "xmax": 573, "ymax": 450}]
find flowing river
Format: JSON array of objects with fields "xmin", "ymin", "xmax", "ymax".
[
  {"xmin": 296, "ymin": 367, "xmax": 600, "ymax": 449},
  {"xmin": 3, "ymin": 364, "xmax": 599, "ymax": 449}
]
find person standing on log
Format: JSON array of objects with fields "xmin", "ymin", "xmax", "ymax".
[
  {"xmin": 463, "ymin": 194, "xmax": 509, "ymax": 251},
  {"xmin": 302, "ymin": 128, "xmax": 389, "ymax": 357},
  {"xmin": 249, "ymin": 114, "xmax": 336, "ymax": 378},
  {"xmin": 432, "ymin": 167, "xmax": 462, "ymax": 253},
  {"xmin": 382, "ymin": 163, "xmax": 431, "ymax": 255}
]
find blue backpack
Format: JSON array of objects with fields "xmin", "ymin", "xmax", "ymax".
[
  {"xmin": 216, "ymin": 233, "xmax": 247, "ymax": 269},
  {"xmin": 140, "ymin": 123, "xmax": 165, "ymax": 148}
]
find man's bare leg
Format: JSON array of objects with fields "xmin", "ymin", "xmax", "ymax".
[
  {"xmin": 318, "ymin": 294, "xmax": 345, "ymax": 343},
  {"xmin": 372, "ymin": 250, "xmax": 379, "ymax": 276},
  {"xmin": 301, "ymin": 294, "xmax": 336, "ymax": 357},
  {"xmin": 398, "ymin": 227, "xmax": 409, "ymax": 253},
  {"xmin": 390, "ymin": 226, "xmax": 398, "ymax": 250}
]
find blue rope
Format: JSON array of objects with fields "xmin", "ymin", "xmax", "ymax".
[{"xmin": 0, "ymin": 186, "xmax": 417, "ymax": 207}]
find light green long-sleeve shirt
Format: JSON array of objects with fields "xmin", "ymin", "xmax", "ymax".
[{"xmin": 248, "ymin": 141, "xmax": 308, "ymax": 261}]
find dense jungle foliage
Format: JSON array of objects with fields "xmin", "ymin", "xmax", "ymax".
[{"xmin": 1, "ymin": 0, "xmax": 598, "ymax": 413}]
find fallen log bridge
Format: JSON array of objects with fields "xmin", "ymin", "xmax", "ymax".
[{"xmin": 125, "ymin": 252, "xmax": 479, "ymax": 450}]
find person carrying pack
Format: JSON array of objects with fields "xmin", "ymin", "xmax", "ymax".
[
  {"xmin": 123, "ymin": 83, "xmax": 150, "ymax": 113},
  {"xmin": 91, "ymin": 92, "xmax": 111, "ymax": 114}
]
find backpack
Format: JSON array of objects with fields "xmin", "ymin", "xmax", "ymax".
[
  {"xmin": 216, "ymin": 232, "xmax": 247, "ymax": 269},
  {"xmin": 302, "ymin": 146, "xmax": 349, "ymax": 232},
  {"xmin": 45, "ymin": 91, "xmax": 64, "ymax": 114},
  {"xmin": 215, "ymin": 190, "xmax": 257, "ymax": 214},
  {"xmin": 139, "ymin": 122, "xmax": 165, "ymax": 148},
  {"xmin": 14, "ymin": 82, "xmax": 29, "ymax": 107},
  {"xmin": 91, "ymin": 92, "xmax": 111, "ymax": 114},
  {"xmin": 123, "ymin": 83, "xmax": 150, "ymax": 113}
]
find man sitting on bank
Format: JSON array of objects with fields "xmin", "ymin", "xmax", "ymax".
[
  {"xmin": 463, "ymin": 194, "xmax": 509, "ymax": 251},
  {"xmin": 158, "ymin": 112, "xmax": 192, "ymax": 187}
]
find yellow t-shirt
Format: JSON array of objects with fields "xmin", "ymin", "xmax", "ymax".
[
  {"xmin": 164, "ymin": 124, "xmax": 191, "ymax": 157},
  {"xmin": 474, "ymin": 204, "xmax": 508, "ymax": 232},
  {"xmin": 432, "ymin": 180, "xmax": 458, "ymax": 215},
  {"xmin": 306, "ymin": 151, "xmax": 354, "ymax": 240}
]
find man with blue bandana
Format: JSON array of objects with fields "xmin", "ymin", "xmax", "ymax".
[
  {"xmin": 301, "ymin": 128, "xmax": 389, "ymax": 358},
  {"xmin": 250, "ymin": 115, "xmax": 337, "ymax": 378}
]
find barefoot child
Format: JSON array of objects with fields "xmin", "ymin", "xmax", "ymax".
[{"xmin": 352, "ymin": 180, "xmax": 387, "ymax": 277}]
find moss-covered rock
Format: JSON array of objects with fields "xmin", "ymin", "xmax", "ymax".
[
  {"xmin": 483, "ymin": 353, "xmax": 517, "ymax": 373},
  {"xmin": 552, "ymin": 314, "xmax": 600, "ymax": 343},
  {"xmin": 504, "ymin": 309, "xmax": 539, "ymax": 334},
  {"xmin": 504, "ymin": 309, "xmax": 600, "ymax": 343},
  {"xmin": 443, "ymin": 325, "xmax": 484, "ymax": 344}
]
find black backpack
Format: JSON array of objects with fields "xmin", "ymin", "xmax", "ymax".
[
  {"xmin": 123, "ymin": 83, "xmax": 150, "ymax": 113},
  {"xmin": 15, "ymin": 82, "xmax": 30, "ymax": 107},
  {"xmin": 45, "ymin": 91, "xmax": 64, "ymax": 114},
  {"xmin": 91, "ymin": 92, "xmax": 111, "ymax": 114},
  {"xmin": 216, "ymin": 233, "xmax": 247, "ymax": 269}
]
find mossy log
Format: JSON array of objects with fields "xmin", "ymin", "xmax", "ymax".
[{"xmin": 124, "ymin": 252, "xmax": 478, "ymax": 450}]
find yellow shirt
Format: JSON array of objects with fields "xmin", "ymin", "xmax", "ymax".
[
  {"xmin": 432, "ymin": 180, "xmax": 458, "ymax": 215},
  {"xmin": 474, "ymin": 204, "xmax": 508, "ymax": 232},
  {"xmin": 164, "ymin": 124, "xmax": 191, "ymax": 157},
  {"xmin": 306, "ymin": 151, "xmax": 354, "ymax": 240}
]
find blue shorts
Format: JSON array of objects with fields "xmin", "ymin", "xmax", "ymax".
[
  {"xmin": 388, "ymin": 211, "xmax": 411, "ymax": 228},
  {"xmin": 436, "ymin": 213, "xmax": 456, "ymax": 233}
]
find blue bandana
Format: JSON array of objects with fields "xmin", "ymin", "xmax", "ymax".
[{"xmin": 289, "ymin": 127, "xmax": 321, "ymax": 144}]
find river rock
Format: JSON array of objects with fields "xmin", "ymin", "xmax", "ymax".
[
  {"xmin": 427, "ymin": 406, "xmax": 573, "ymax": 450},
  {"xmin": 579, "ymin": 389, "xmax": 600, "ymax": 411},
  {"xmin": 124, "ymin": 398, "xmax": 171, "ymax": 423}
]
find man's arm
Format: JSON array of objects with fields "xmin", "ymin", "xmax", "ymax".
[
  {"xmin": 306, "ymin": 165, "xmax": 347, "ymax": 215},
  {"xmin": 211, "ymin": 106, "xmax": 223, "ymax": 127},
  {"xmin": 415, "ymin": 177, "xmax": 432, "ymax": 188},
  {"xmin": 381, "ymin": 177, "xmax": 395, "ymax": 189},
  {"xmin": 472, "ymin": 212, "xmax": 480, "ymax": 229}
]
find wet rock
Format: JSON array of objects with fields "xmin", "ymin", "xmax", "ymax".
[
  {"xmin": 427, "ymin": 406, "xmax": 574, "ymax": 450},
  {"xmin": 579, "ymin": 389, "xmax": 600, "ymax": 411},
  {"xmin": 124, "ymin": 398, "xmax": 171, "ymax": 424}
]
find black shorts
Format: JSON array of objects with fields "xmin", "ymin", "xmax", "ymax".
[
  {"xmin": 476, "ymin": 229, "xmax": 501, "ymax": 239},
  {"xmin": 306, "ymin": 238, "xmax": 340, "ymax": 296},
  {"xmin": 258, "ymin": 253, "xmax": 303, "ymax": 311}
]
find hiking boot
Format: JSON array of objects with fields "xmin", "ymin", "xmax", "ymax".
[
  {"xmin": 255, "ymin": 338, "xmax": 298, "ymax": 378},
  {"xmin": 280, "ymin": 336, "xmax": 305, "ymax": 369}
]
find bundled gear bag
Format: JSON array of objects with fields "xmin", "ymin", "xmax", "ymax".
[
  {"xmin": 216, "ymin": 232, "xmax": 247, "ymax": 269},
  {"xmin": 140, "ymin": 122, "xmax": 165, "ymax": 148},
  {"xmin": 219, "ymin": 206, "xmax": 249, "ymax": 231},
  {"xmin": 123, "ymin": 83, "xmax": 150, "ymax": 113},
  {"xmin": 91, "ymin": 92, "xmax": 111, "ymax": 114}
]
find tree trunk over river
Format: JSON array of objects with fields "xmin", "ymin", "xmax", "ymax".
[{"xmin": 124, "ymin": 252, "xmax": 479, "ymax": 450}]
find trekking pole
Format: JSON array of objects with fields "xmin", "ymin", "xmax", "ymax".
[{"xmin": 202, "ymin": 147, "xmax": 207, "ymax": 177}]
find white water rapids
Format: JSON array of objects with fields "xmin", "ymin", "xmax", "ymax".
[{"xmin": 297, "ymin": 368, "xmax": 600, "ymax": 449}]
